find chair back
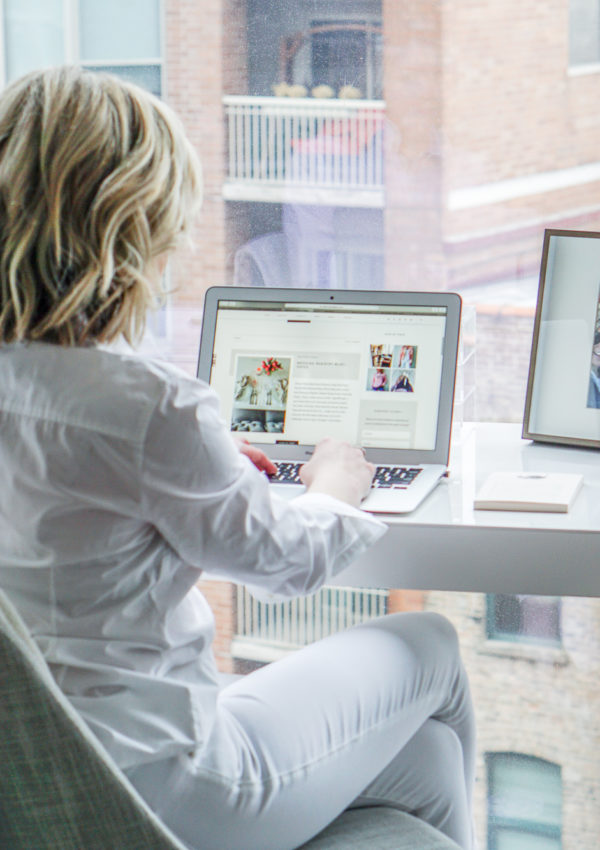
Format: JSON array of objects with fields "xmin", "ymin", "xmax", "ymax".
[{"xmin": 0, "ymin": 589, "xmax": 188, "ymax": 850}]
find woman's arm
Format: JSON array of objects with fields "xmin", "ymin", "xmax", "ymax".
[
  {"xmin": 140, "ymin": 376, "xmax": 385, "ymax": 598},
  {"xmin": 299, "ymin": 438, "xmax": 374, "ymax": 508}
]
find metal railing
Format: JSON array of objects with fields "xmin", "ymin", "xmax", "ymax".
[
  {"xmin": 223, "ymin": 95, "xmax": 385, "ymax": 195},
  {"xmin": 233, "ymin": 584, "xmax": 389, "ymax": 662}
]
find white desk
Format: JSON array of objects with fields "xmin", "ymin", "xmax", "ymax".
[{"xmin": 335, "ymin": 422, "xmax": 600, "ymax": 597}]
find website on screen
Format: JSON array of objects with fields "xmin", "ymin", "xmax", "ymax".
[{"xmin": 208, "ymin": 301, "xmax": 447, "ymax": 450}]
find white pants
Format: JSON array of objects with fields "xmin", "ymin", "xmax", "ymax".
[{"xmin": 127, "ymin": 612, "xmax": 476, "ymax": 850}]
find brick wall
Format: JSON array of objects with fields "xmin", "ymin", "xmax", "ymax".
[
  {"xmin": 379, "ymin": 0, "xmax": 600, "ymax": 290},
  {"xmin": 474, "ymin": 304, "xmax": 536, "ymax": 423},
  {"xmin": 441, "ymin": 0, "xmax": 600, "ymax": 287},
  {"xmin": 164, "ymin": 0, "xmax": 249, "ymax": 306},
  {"xmin": 382, "ymin": 0, "xmax": 446, "ymax": 291},
  {"xmin": 199, "ymin": 578, "xmax": 238, "ymax": 673},
  {"xmin": 163, "ymin": 0, "xmax": 600, "ymax": 296},
  {"xmin": 425, "ymin": 591, "xmax": 600, "ymax": 848}
]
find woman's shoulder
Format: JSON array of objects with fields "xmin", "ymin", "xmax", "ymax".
[
  {"xmin": 96, "ymin": 343, "xmax": 200, "ymax": 389},
  {"xmin": 0, "ymin": 341, "xmax": 196, "ymax": 393},
  {"xmin": 0, "ymin": 342, "xmax": 217, "ymax": 440}
]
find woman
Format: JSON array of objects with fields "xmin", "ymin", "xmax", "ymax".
[
  {"xmin": 392, "ymin": 371, "xmax": 414, "ymax": 392},
  {"xmin": 371, "ymin": 366, "xmax": 388, "ymax": 390},
  {"xmin": 0, "ymin": 67, "xmax": 476, "ymax": 850}
]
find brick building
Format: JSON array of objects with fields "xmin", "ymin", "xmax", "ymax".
[
  {"xmin": 161, "ymin": 0, "xmax": 600, "ymax": 427},
  {"xmin": 427, "ymin": 591, "xmax": 600, "ymax": 847},
  {"xmin": 164, "ymin": 0, "xmax": 600, "ymax": 299}
]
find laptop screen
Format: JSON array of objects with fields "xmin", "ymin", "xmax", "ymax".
[{"xmin": 200, "ymin": 293, "xmax": 454, "ymax": 455}]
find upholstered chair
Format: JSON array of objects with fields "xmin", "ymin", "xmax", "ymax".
[{"xmin": 0, "ymin": 590, "xmax": 459, "ymax": 850}]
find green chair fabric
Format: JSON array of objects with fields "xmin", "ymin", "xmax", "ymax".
[
  {"xmin": 299, "ymin": 807, "xmax": 461, "ymax": 849},
  {"xmin": 0, "ymin": 590, "xmax": 459, "ymax": 850}
]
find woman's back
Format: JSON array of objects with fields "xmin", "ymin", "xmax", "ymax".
[{"xmin": 0, "ymin": 342, "xmax": 220, "ymax": 770}]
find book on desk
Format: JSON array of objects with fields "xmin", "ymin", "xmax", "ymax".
[{"xmin": 474, "ymin": 471, "xmax": 583, "ymax": 513}]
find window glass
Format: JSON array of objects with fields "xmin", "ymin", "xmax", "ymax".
[
  {"xmin": 309, "ymin": 20, "xmax": 382, "ymax": 99},
  {"xmin": 569, "ymin": 0, "xmax": 600, "ymax": 65},
  {"xmin": 487, "ymin": 595, "xmax": 562, "ymax": 645},
  {"xmin": 3, "ymin": 0, "xmax": 63, "ymax": 82},
  {"xmin": 312, "ymin": 23, "xmax": 367, "ymax": 91},
  {"xmin": 78, "ymin": 0, "xmax": 161, "ymax": 61},
  {"xmin": 82, "ymin": 63, "xmax": 162, "ymax": 97},
  {"xmin": 3, "ymin": 3, "xmax": 600, "ymax": 847},
  {"xmin": 487, "ymin": 753, "xmax": 562, "ymax": 848},
  {"xmin": 489, "ymin": 754, "xmax": 562, "ymax": 824}
]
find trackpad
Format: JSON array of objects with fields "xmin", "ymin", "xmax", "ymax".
[{"xmin": 269, "ymin": 482, "xmax": 306, "ymax": 500}]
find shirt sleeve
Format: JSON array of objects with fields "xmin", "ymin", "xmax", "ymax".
[{"xmin": 140, "ymin": 372, "xmax": 387, "ymax": 599}]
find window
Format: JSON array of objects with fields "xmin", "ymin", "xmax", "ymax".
[
  {"xmin": 2, "ymin": 0, "xmax": 64, "ymax": 82},
  {"xmin": 486, "ymin": 595, "xmax": 562, "ymax": 646},
  {"xmin": 78, "ymin": 0, "xmax": 162, "ymax": 95},
  {"xmin": 5, "ymin": 3, "xmax": 600, "ymax": 846},
  {"xmin": 569, "ymin": 0, "xmax": 600, "ymax": 66},
  {"xmin": 1, "ymin": 0, "xmax": 163, "ymax": 94},
  {"xmin": 487, "ymin": 753, "xmax": 562, "ymax": 849},
  {"xmin": 310, "ymin": 20, "xmax": 382, "ymax": 99}
]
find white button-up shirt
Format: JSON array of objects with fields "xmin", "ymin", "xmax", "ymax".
[{"xmin": 0, "ymin": 343, "xmax": 385, "ymax": 769}]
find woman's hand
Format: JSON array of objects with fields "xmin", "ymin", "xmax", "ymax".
[
  {"xmin": 231, "ymin": 434, "xmax": 278, "ymax": 476},
  {"xmin": 299, "ymin": 438, "xmax": 375, "ymax": 508}
]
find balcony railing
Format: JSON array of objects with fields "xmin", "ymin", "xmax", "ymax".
[
  {"xmin": 223, "ymin": 95, "xmax": 385, "ymax": 206},
  {"xmin": 232, "ymin": 584, "xmax": 389, "ymax": 663}
]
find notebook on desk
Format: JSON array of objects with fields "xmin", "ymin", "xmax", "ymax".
[{"xmin": 197, "ymin": 287, "xmax": 461, "ymax": 513}]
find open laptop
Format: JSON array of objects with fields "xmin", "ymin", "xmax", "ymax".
[{"xmin": 197, "ymin": 287, "xmax": 461, "ymax": 514}]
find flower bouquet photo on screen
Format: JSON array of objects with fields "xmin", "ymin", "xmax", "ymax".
[{"xmin": 230, "ymin": 355, "xmax": 290, "ymax": 432}]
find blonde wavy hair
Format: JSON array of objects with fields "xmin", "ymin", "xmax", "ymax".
[{"xmin": 0, "ymin": 66, "xmax": 202, "ymax": 345}]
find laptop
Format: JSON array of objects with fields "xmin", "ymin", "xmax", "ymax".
[{"xmin": 197, "ymin": 287, "xmax": 461, "ymax": 514}]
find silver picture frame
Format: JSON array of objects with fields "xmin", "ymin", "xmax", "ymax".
[{"xmin": 523, "ymin": 228, "xmax": 600, "ymax": 448}]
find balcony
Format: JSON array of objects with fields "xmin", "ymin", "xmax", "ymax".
[
  {"xmin": 223, "ymin": 95, "xmax": 385, "ymax": 208},
  {"xmin": 232, "ymin": 585, "xmax": 389, "ymax": 663}
]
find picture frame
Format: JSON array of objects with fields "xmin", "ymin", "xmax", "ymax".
[{"xmin": 523, "ymin": 228, "xmax": 600, "ymax": 448}]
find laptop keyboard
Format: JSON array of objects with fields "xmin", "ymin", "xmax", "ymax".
[
  {"xmin": 271, "ymin": 461, "xmax": 422, "ymax": 489},
  {"xmin": 271, "ymin": 462, "xmax": 304, "ymax": 484},
  {"xmin": 372, "ymin": 466, "xmax": 423, "ymax": 489}
]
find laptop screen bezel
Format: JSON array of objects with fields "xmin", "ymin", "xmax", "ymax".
[{"xmin": 197, "ymin": 287, "xmax": 462, "ymax": 466}]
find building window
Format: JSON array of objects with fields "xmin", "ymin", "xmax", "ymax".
[
  {"xmin": 310, "ymin": 20, "xmax": 382, "ymax": 99},
  {"xmin": 2, "ymin": 0, "xmax": 64, "ymax": 82},
  {"xmin": 487, "ymin": 753, "xmax": 562, "ymax": 849},
  {"xmin": 78, "ymin": 0, "xmax": 162, "ymax": 95},
  {"xmin": 2, "ymin": 0, "xmax": 163, "ymax": 95},
  {"xmin": 569, "ymin": 0, "xmax": 600, "ymax": 66},
  {"xmin": 487, "ymin": 595, "xmax": 561, "ymax": 646}
]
